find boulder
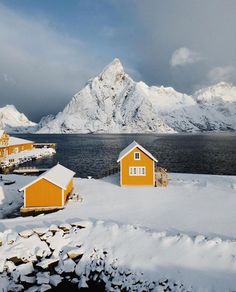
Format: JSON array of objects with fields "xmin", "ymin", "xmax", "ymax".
[
  {"xmin": 20, "ymin": 274, "xmax": 36, "ymax": 284},
  {"xmin": 33, "ymin": 227, "xmax": 49, "ymax": 236},
  {"xmin": 36, "ymin": 272, "xmax": 50, "ymax": 285},
  {"xmin": 49, "ymin": 274, "xmax": 62, "ymax": 287},
  {"xmin": 58, "ymin": 223, "xmax": 72, "ymax": 232},
  {"xmin": 36, "ymin": 258, "xmax": 59, "ymax": 271},
  {"xmin": 67, "ymin": 248, "xmax": 84, "ymax": 261},
  {"xmin": 19, "ymin": 229, "xmax": 34, "ymax": 239},
  {"xmin": 16, "ymin": 262, "xmax": 34, "ymax": 275}
]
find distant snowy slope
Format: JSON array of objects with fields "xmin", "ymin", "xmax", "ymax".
[
  {"xmin": 38, "ymin": 58, "xmax": 236, "ymax": 133},
  {"xmin": 0, "ymin": 105, "xmax": 37, "ymax": 133},
  {"xmin": 38, "ymin": 58, "xmax": 173, "ymax": 133}
]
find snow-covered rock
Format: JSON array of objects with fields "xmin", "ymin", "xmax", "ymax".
[
  {"xmin": 38, "ymin": 58, "xmax": 236, "ymax": 133},
  {"xmin": 0, "ymin": 105, "xmax": 37, "ymax": 133}
]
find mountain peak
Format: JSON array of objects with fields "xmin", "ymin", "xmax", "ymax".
[{"xmin": 99, "ymin": 58, "xmax": 126, "ymax": 82}]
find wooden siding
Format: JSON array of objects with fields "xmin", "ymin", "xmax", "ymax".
[
  {"xmin": 25, "ymin": 178, "xmax": 62, "ymax": 207},
  {"xmin": 0, "ymin": 143, "xmax": 33, "ymax": 158},
  {"xmin": 0, "ymin": 132, "xmax": 9, "ymax": 146},
  {"xmin": 120, "ymin": 147, "xmax": 155, "ymax": 186},
  {"xmin": 63, "ymin": 178, "xmax": 73, "ymax": 203}
]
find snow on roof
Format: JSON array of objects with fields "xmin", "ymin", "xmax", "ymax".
[
  {"xmin": 117, "ymin": 140, "xmax": 157, "ymax": 162},
  {"xmin": 19, "ymin": 163, "xmax": 76, "ymax": 191},
  {"xmin": 0, "ymin": 136, "xmax": 33, "ymax": 148},
  {"xmin": 0, "ymin": 130, "xmax": 5, "ymax": 138}
]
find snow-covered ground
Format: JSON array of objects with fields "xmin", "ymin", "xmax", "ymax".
[
  {"xmin": 0, "ymin": 147, "xmax": 55, "ymax": 168},
  {"xmin": 0, "ymin": 173, "xmax": 236, "ymax": 291}
]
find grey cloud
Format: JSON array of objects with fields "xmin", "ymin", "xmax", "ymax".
[{"xmin": 0, "ymin": 3, "xmax": 102, "ymax": 121}]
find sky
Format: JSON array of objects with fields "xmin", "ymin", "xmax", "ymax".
[{"xmin": 0, "ymin": 0, "xmax": 236, "ymax": 121}]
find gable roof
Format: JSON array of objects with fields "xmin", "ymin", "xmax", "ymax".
[
  {"xmin": 0, "ymin": 130, "xmax": 5, "ymax": 139},
  {"xmin": 19, "ymin": 163, "xmax": 76, "ymax": 191},
  {"xmin": 117, "ymin": 141, "xmax": 158, "ymax": 163},
  {"xmin": 0, "ymin": 136, "xmax": 33, "ymax": 148}
]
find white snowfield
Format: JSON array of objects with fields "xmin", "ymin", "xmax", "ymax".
[
  {"xmin": 0, "ymin": 105, "xmax": 37, "ymax": 133},
  {"xmin": 0, "ymin": 147, "xmax": 55, "ymax": 168},
  {"xmin": 38, "ymin": 58, "xmax": 236, "ymax": 134},
  {"xmin": 0, "ymin": 173, "xmax": 236, "ymax": 291}
]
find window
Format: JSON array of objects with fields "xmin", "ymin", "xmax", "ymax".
[
  {"xmin": 134, "ymin": 152, "xmax": 140, "ymax": 160},
  {"xmin": 129, "ymin": 167, "xmax": 146, "ymax": 176}
]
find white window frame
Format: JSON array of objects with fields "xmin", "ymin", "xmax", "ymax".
[
  {"xmin": 134, "ymin": 152, "xmax": 140, "ymax": 160},
  {"xmin": 129, "ymin": 166, "xmax": 146, "ymax": 176}
]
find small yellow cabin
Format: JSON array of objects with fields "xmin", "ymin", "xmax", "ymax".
[
  {"xmin": 117, "ymin": 141, "xmax": 158, "ymax": 186},
  {"xmin": 0, "ymin": 130, "xmax": 33, "ymax": 159},
  {"xmin": 19, "ymin": 164, "xmax": 75, "ymax": 208}
]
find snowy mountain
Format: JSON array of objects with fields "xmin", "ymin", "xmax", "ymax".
[
  {"xmin": 38, "ymin": 59, "xmax": 236, "ymax": 133},
  {"xmin": 0, "ymin": 105, "xmax": 37, "ymax": 133}
]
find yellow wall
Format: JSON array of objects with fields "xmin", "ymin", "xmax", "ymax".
[
  {"xmin": 120, "ymin": 147, "xmax": 155, "ymax": 186},
  {"xmin": 0, "ymin": 143, "xmax": 33, "ymax": 158},
  {"xmin": 25, "ymin": 178, "xmax": 62, "ymax": 207},
  {"xmin": 0, "ymin": 132, "xmax": 9, "ymax": 146},
  {"xmin": 64, "ymin": 178, "xmax": 73, "ymax": 203}
]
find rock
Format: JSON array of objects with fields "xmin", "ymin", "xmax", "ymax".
[
  {"xmin": 19, "ymin": 229, "xmax": 34, "ymax": 238},
  {"xmin": 7, "ymin": 256, "xmax": 27, "ymax": 266},
  {"xmin": 71, "ymin": 278, "xmax": 79, "ymax": 284},
  {"xmin": 0, "ymin": 232, "xmax": 3, "ymax": 246},
  {"xmin": 33, "ymin": 227, "xmax": 49, "ymax": 236},
  {"xmin": 40, "ymin": 232, "xmax": 53, "ymax": 241},
  {"xmin": 71, "ymin": 222, "xmax": 86, "ymax": 229},
  {"xmin": 0, "ymin": 259, "xmax": 5, "ymax": 273},
  {"xmin": 55, "ymin": 258, "xmax": 76, "ymax": 274},
  {"xmin": 67, "ymin": 248, "xmax": 84, "ymax": 261},
  {"xmin": 35, "ymin": 245, "xmax": 51, "ymax": 259},
  {"xmin": 49, "ymin": 274, "xmax": 62, "ymax": 287},
  {"xmin": 36, "ymin": 272, "xmax": 50, "ymax": 285},
  {"xmin": 24, "ymin": 286, "xmax": 39, "ymax": 292},
  {"xmin": 36, "ymin": 258, "xmax": 59, "ymax": 271},
  {"xmin": 20, "ymin": 274, "xmax": 36, "ymax": 284},
  {"xmin": 78, "ymin": 275, "xmax": 89, "ymax": 289},
  {"xmin": 39, "ymin": 284, "xmax": 51, "ymax": 292},
  {"xmin": 58, "ymin": 223, "xmax": 72, "ymax": 232},
  {"xmin": 49, "ymin": 224, "xmax": 60, "ymax": 233},
  {"xmin": 5, "ymin": 260, "xmax": 16, "ymax": 272},
  {"xmin": 7, "ymin": 283, "xmax": 24, "ymax": 292},
  {"xmin": 16, "ymin": 262, "xmax": 34, "ymax": 275},
  {"xmin": 7, "ymin": 232, "xmax": 18, "ymax": 245}
]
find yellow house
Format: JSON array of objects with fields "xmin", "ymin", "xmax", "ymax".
[
  {"xmin": 19, "ymin": 163, "xmax": 76, "ymax": 208},
  {"xmin": 0, "ymin": 130, "xmax": 33, "ymax": 159},
  {"xmin": 117, "ymin": 141, "xmax": 158, "ymax": 187}
]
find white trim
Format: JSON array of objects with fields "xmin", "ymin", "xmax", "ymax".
[
  {"xmin": 153, "ymin": 160, "xmax": 155, "ymax": 186},
  {"xmin": 117, "ymin": 141, "xmax": 157, "ymax": 163},
  {"xmin": 61, "ymin": 189, "xmax": 64, "ymax": 206},
  {"xmin": 19, "ymin": 164, "xmax": 75, "ymax": 191},
  {"xmin": 129, "ymin": 166, "xmax": 146, "ymax": 176},
  {"xmin": 134, "ymin": 152, "xmax": 140, "ymax": 160},
  {"xmin": 24, "ymin": 190, "xmax": 26, "ymax": 208},
  {"xmin": 120, "ymin": 161, "xmax": 123, "ymax": 186},
  {"xmin": 19, "ymin": 177, "xmax": 67, "ymax": 191}
]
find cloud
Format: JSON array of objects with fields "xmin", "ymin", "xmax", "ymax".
[
  {"xmin": 0, "ymin": 3, "xmax": 102, "ymax": 121},
  {"xmin": 207, "ymin": 66, "xmax": 236, "ymax": 84},
  {"xmin": 170, "ymin": 47, "xmax": 203, "ymax": 67}
]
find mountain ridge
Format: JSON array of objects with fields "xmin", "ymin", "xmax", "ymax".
[
  {"xmin": 0, "ymin": 105, "xmax": 37, "ymax": 133},
  {"xmin": 38, "ymin": 58, "xmax": 236, "ymax": 133},
  {"xmin": 1, "ymin": 58, "xmax": 236, "ymax": 134}
]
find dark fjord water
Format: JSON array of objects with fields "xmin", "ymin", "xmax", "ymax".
[{"xmin": 15, "ymin": 133, "xmax": 236, "ymax": 177}]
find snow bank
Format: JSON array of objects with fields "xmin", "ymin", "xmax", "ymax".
[
  {"xmin": 0, "ymin": 172, "xmax": 236, "ymax": 290},
  {"xmin": 0, "ymin": 147, "xmax": 55, "ymax": 168},
  {"xmin": 1, "ymin": 221, "xmax": 236, "ymax": 291}
]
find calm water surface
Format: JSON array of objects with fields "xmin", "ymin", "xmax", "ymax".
[{"xmin": 15, "ymin": 133, "xmax": 236, "ymax": 177}]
